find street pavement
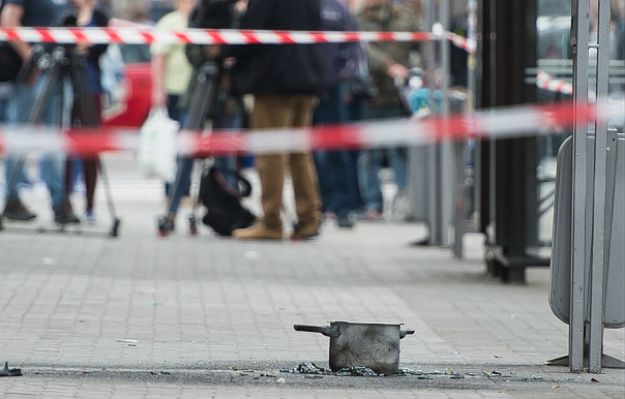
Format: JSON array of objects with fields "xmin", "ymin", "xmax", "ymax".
[{"xmin": 0, "ymin": 154, "xmax": 623, "ymax": 398}]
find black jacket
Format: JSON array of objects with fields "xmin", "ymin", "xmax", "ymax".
[{"xmin": 231, "ymin": 0, "xmax": 323, "ymax": 95}]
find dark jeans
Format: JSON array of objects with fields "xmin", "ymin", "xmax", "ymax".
[
  {"xmin": 313, "ymin": 83, "xmax": 359, "ymax": 217},
  {"xmin": 358, "ymin": 102, "xmax": 408, "ymax": 212}
]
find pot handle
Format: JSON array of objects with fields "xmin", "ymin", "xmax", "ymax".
[
  {"xmin": 400, "ymin": 329, "xmax": 415, "ymax": 339},
  {"xmin": 293, "ymin": 324, "xmax": 341, "ymax": 338}
]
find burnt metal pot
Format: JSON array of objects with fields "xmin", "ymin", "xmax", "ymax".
[{"xmin": 294, "ymin": 321, "xmax": 415, "ymax": 375}]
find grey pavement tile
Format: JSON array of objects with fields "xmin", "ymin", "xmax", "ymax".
[{"xmin": 0, "ymin": 158, "xmax": 623, "ymax": 398}]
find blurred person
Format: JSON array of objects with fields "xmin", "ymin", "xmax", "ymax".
[
  {"xmin": 64, "ymin": 0, "xmax": 109, "ymax": 222},
  {"xmin": 0, "ymin": 0, "xmax": 80, "ymax": 224},
  {"xmin": 356, "ymin": 0, "xmax": 423, "ymax": 220},
  {"xmin": 0, "ymin": 82, "xmax": 9, "ymax": 122},
  {"xmin": 126, "ymin": 4, "xmax": 152, "ymax": 25},
  {"xmin": 151, "ymin": 0, "xmax": 196, "ymax": 218},
  {"xmin": 151, "ymin": 0, "xmax": 196, "ymax": 125},
  {"xmin": 231, "ymin": 0, "xmax": 323, "ymax": 240},
  {"xmin": 95, "ymin": 0, "xmax": 112, "ymax": 17},
  {"xmin": 313, "ymin": 0, "xmax": 361, "ymax": 229},
  {"xmin": 155, "ymin": 0, "xmax": 252, "ymax": 235}
]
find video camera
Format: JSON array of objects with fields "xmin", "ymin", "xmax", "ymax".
[
  {"xmin": 191, "ymin": 0, "xmax": 239, "ymax": 30},
  {"xmin": 186, "ymin": 0, "xmax": 242, "ymax": 68}
]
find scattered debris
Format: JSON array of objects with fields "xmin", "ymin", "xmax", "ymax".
[
  {"xmin": 116, "ymin": 339, "xmax": 138, "ymax": 344},
  {"xmin": 0, "ymin": 362, "xmax": 22, "ymax": 377},
  {"xmin": 396, "ymin": 368, "xmax": 426, "ymax": 376},
  {"xmin": 486, "ymin": 370, "xmax": 502, "ymax": 377},
  {"xmin": 450, "ymin": 373, "xmax": 465, "ymax": 379},
  {"xmin": 552, "ymin": 384, "xmax": 560, "ymax": 389},
  {"xmin": 259, "ymin": 373, "xmax": 276, "ymax": 378},
  {"xmin": 282, "ymin": 363, "xmax": 327, "ymax": 374},
  {"xmin": 591, "ymin": 378, "xmax": 600, "ymax": 383},
  {"xmin": 304, "ymin": 375, "xmax": 324, "ymax": 379},
  {"xmin": 276, "ymin": 377, "xmax": 286, "ymax": 384},
  {"xmin": 336, "ymin": 367, "xmax": 378, "ymax": 377}
]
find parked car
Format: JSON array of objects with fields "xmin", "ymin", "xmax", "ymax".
[{"xmin": 102, "ymin": 44, "xmax": 152, "ymax": 128}]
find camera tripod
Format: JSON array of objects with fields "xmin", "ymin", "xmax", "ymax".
[
  {"xmin": 0, "ymin": 46, "xmax": 121, "ymax": 237},
  {"xmin": 157, "ymin": 62, "xmax": 220, "ymax": 236}
]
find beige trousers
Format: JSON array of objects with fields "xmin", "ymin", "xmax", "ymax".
[{"xmin": 252, "ymin": 95, "xmax": 321, "ymax": 231}]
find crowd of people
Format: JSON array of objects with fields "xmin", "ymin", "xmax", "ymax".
[{"xmin": 0, "ymin": 0, "xmax": 427, "ymax": 240}]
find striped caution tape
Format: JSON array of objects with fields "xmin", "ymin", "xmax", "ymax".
[
  {"xmin": 0, "ymin": 101, "xmax": 622, "ymax": 157},
  {"xmin": 537, "ymin": 71, "xmax": 573, "ymax": 96},
  {"xmin": 0, "ymin": 26, "xmax": 475, "ymax": 52}
]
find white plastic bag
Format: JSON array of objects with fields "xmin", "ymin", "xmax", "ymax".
[{"xmin": 137, "ymin": 107, "xmax": 179, "ymax": 181}]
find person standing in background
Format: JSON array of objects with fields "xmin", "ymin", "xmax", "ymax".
[
  {"xmin": 1, "ymin": 0, "xmax": 78, "ymax": 224},
  {"xmin": 314, "ymin": 0, "xmax": 361, "ymax": 229},
  {"xmin": 231, "ymin": 0, "xmax": 323, "ymax": 241},
  {"xmin": 151, "ymin": 0, "xmax": 196, "ymax": 127},
  {"xmin": 356, "ymin": 0, "xmax": 423, "ymax": 220},
  {"xmin": 65, "ymin": 0, "xmax": 109, "ymax": 222},
  {"xmin": 150, "ymin": 0, "xmax": 197, "ymax": 233}
]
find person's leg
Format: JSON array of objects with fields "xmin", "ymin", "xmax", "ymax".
[
  {"xmin": 288, "ymin": 95, "xmax": 321, "ymax": 238},
  {"xmin": 233, "ymin": 95, "xmax": 290, "ymax": 239},
  {"xmin": 164, "ymin": 94, "xmax": 181, "ymax": 197},
  {"xmin": 3, "ymin": 83, "xmax": 37, "ymax": 220},
  {"xmin": 212, "ymin": 98, "xmax": 240, "ymax": 187},
  {"xmin": 357, "ymin": 148, "xmax": 384, "ymax": 215},
  {"xmin": 39, "ymin": 75, "xmax": 69, "ymax": 216},
  {"xmin": 312, "ymin": 151, "xmax": 329, "ymax": 212},
  {"xmin": 83, "ymin": 94, "xmax": 102, "ymax": 216},
  {"xmin": 314, "ymin": 84, "xmax": 354, "ymax": 226},
  {"xmin": 83, "ymin": 157, "xmax": 98, "ymax": 214},
  {"xmin": 167, "ymin": 157, "xmax": 194, "ymax": 215},
  {"xmin": 387, "ymin": 147, "xmax": 408, "ymax": 192}
]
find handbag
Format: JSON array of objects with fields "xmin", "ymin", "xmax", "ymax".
[{"xmin": 137, "ymin": 107, "xmax": 179, "ymax": 180}]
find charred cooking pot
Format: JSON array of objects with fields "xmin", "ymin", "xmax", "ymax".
[{"xmin": 294, "ymin": 321, "xmax": 414, "ymax": 375}]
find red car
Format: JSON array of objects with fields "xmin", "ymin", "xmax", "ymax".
[{"xmin": 102, "ymin": 45, "xmax": 153, "ymax": 128}]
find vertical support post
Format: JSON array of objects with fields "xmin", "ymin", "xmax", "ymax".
[
  {"xmin": 439, "ymin": 0, "xmax": 452, "ymax": 247},
  {"xmin": 588, "ymin": 0, "xmax": 611, "ymax": 374},
  {"xmin": 570, "ymin": 0, "xmax": 590, "ymax": 373},
  {"xmin": 424, "ymin": 0, "xmax": 440, "ymax": 245}
]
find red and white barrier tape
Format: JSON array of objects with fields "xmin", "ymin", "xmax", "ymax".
[
  {"xmin": 0, "ymin": 101, "xmax": 621, "ymax": 157},
  {"xmin": 537, "ymin": 71, "xmax": 573, "ymax": 96},
  {"xmin": 0, "ymin": 26, "xmax": 476, "ymax": 52}
]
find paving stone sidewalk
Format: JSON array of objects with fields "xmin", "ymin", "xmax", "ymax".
[{"xmin": 0, "ymin": 155, "xmax": 623, "ymax": 398}]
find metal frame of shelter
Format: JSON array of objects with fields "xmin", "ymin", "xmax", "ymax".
[{"xmin": 566, "ymin": 0, "xmax": 624, "ymax": 374}]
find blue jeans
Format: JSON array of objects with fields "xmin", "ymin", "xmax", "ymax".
[
  {"xmin": 4, "ymin": 75, "xmax": 65, "ymax": 208},
  {"xmin": 358, "ymin": 103, "xmax": 408, "ymax": 212},
  {"xmin": 313, "ymin": 83, "xmax": 358, "ymax": 217}
]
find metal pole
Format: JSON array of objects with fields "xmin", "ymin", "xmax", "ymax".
[
  {"xmin": 439, "ymin": 0, "xmax": 452, "ymax": 247},
  {"xmin": 588, "ymin": 0, "xmax": 611, "ymax": 373},
  {"xmin": 425, "ymin": 0, "xmax": 440, "ymax": 245},
  {"xmin": 570, "ymin": 0, "xmax": 590, "ymax": 373}
]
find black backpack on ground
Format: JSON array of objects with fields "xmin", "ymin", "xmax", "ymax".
[{"xmin": 199, "ymin": 166, "xmax": 256, "ymax": 236}]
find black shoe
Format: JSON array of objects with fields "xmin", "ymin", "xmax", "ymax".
[
  {"xmin": 54, "ymin": 202, "xmax": 80, "ymax": 225},
  {"xmin": 337, "ymin": 215, "xmax": 354, "ymax": 229},
  {"xmin": 3, "ymin": 198, "xmax": 37, "ymax": 221},
  {"xmin": 157, "ymin": 215, "xmax": 175, "ymax": 236}
]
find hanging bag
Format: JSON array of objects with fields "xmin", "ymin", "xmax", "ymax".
[{"xmin": 137, "ymin": 107, "xmax": 179, "ymax": 180}]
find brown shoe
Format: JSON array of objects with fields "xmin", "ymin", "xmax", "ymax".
[
  {"xmin": 233, "ymin": 223, "xmax": 283, "ymax": 240},
  {"xmin": 291, "ymin": 221, "xmax": 320, "ymax": 241}
]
